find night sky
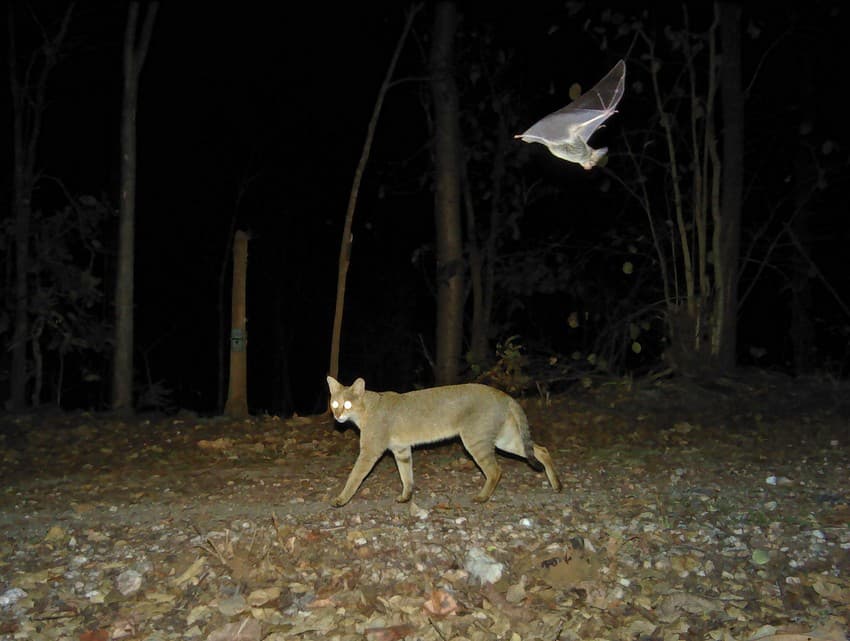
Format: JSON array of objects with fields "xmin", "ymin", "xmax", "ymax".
[{"xmin": 3, "ymin": 2, "xmax": 849, "ymax": 414}]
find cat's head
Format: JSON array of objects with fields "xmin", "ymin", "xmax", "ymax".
[{"xmin": 326, "ymin": 376, "xmax": 366, "ymax": 423}]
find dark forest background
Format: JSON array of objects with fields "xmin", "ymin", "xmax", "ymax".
[{"xmin": 1, "ymin": 1, "xmax": 848, "ymax": 416}]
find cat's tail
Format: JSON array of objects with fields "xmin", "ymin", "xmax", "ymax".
[{"xmin": 510, "ymin": 400, "xmax": 544, "ymax": 471}]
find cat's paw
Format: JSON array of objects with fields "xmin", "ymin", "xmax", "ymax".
[
  {"xmin": 395, "ymin": 493, "xmax": 412, "ymax": 503},
  {"xmin": 331, "ymin": 496, "xmax": 348, "ymax": 508}
]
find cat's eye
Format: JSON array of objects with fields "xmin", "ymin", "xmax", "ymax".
[
  {"xmin": 343, "ymin": 401, "xmax": 352, "ymax": 409},
  {"xmin": 331, "ymin": 400, "xmax": 339, "ymax": 409}
]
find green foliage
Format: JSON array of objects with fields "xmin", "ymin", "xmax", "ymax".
[
  {"xmin": 0, "ymin": 194, "xmax": 111, "ymax": 405},
  {"xmin": 477, "ymin": 335, "xmax": 530, "ymax": 394},
  {"xmin": 31, "ymin": 198, "xmax": 110, "ymax": 346}
]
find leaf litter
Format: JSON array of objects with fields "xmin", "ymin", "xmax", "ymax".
[{"xmin": 0, "ymin": 372, "xmax": 848, "ymax": 640}]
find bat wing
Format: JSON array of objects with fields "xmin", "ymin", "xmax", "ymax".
[{"xmin": 518, "ymin": 60, "xmax": 626, "ymax": 146}]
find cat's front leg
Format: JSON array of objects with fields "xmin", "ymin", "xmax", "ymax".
[
  {"xmin": 332, "ymin": 448, "xmax": 382, "ymax": 507},
  {"xmin": 391, "ymin": 445, "xmax": 414, "ymax": 502}
]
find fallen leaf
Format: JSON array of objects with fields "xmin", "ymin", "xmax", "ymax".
[
  {"xmin": 43, "ymin": 525, "xmax": 66, "ymax": 542},
  {"xmin": 307, "ymin": 597, "xmax": 336, "ymax": 609},
  {"xmin": 422, "ymin": 589, "xmax": 458, "ymax": 616},
  {"xmin": 247, "ymin": 587, "xmax": 280, "ymax": 607},
  {"xmin": 206, "ymin": 617, "xmax": 262, "ymax": 641},
  {"xmin": 109, "ymin": 618, "xmax": 137, "ymax": 639},
  {"xmin": 171, "ymin": 557, "xmax": 205, "ymax": 586},
  {"xmin": 197, "ymin": 438, "xmax": 235, "ymax": 451},
  {"xmin": 812, "ymin": 577, "xmax": 850, "ymax": 603},
  {"xmin": 541, "ymin": 548, "xmax": 600, "ymax": 589},
  {"xmin": 364, "ymin": 624, "xmax": 415, "ymax": 641},
  {"xmin": 217, "ymin": 594, "xmax": 247, "ymax": 616},
  {"xmin": 505, "ymin": 576, "xmax": 527, "ymax": 604},
  {"xmin": 658, "ymin": 593, "xmax": 723, "ymax": 621}
]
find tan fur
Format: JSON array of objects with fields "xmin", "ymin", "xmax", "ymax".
[{"xmin": 327, "ymin": 376, "xmax": 562, "ymax": 506}]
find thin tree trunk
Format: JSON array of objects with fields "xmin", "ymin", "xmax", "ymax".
[
  {"xmin": 789, "ymin": 35, "xmax": 816, "ymax": 374},
  {"xmin": 466, "ymin": 126, "xmax": 507, "ymax": 369},
  {"xmin": 715, "ymin": 1, "xmax": 743, "ymax": 372},
  {"xmin": 463, "ymin": 167, "xmax": 486, "ymax": 368},
  {"xmin": 329, "ymin": 5, "xmax": 421, "ymax": 381},
  {"xmin": 217, "ymin": 176, "xmax": 253, "ymax": 410},
  {"xmin": 224, "ymin": 231, "xmax": 249, "ymax": 418},
  {"xmin": 9, "ymin": 107, "xmax": 31, "ymax": 411},
  {"xmin": 112, "ymin": 1, "xmax": 157, "ymax": 412},
  {"xmin": 6, "ymin": 4, "xmax": 73, "ymax": 410},
  {"xmin": 430, "ymin": 1, "xmax": 464, "ymax": 386}
]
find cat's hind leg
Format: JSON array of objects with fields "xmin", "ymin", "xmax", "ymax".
[
  {"xmin": 462, "ymin": 435, "xmax": 502, "ymax": 502},
  {"xmin": 391, "ymin": 445, "xmax": 414, "ymax": 502}
]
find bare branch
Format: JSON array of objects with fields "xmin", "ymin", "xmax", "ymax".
[
  {"xmin": 785, "ymin": 225, "xmax": 850, "ymax": 320},
  {"xmin": 135, "ymin": 2, "xmax": 159, "ymax": 72},
  {"xmin": 329, "ymin": 3, "xmax": 424, "ymax": 378}
]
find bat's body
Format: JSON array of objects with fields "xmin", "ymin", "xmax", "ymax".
[{"xmin": 516, "ymin": 60, "xmax": 626, "ymax": 169}]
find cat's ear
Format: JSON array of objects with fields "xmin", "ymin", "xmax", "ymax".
[
  {"xmin": 352, "ymin": 378, "xmax": 366, "ymax": 396},
  {"xmin": 327, "ymin": 376, "xmax": 341, "ymax": 395}
]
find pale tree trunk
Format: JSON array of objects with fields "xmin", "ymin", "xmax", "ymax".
[
  {"xmin": 217, "ymin": 174, "xmax": 256, "ymax": 409},
  {"xmin": 224, "ymin": 231, "xmax": 249, "ymax": 418},
  {"xmin": 714, "ymin": 1, "xmax": 743, "ymax": 372},
  {"xmin": 113, "ymin": 1, "xmax": 157, "ymax": 412},
  {"xmin": 328, "ymin": 5, "xmax": 421, "ymax": 381},
  {"xmin": 6, "ymin": 4, "xmax": 73, "ymax": 411},
  {"xmin": 430, "ymin": 1, "xmax": 464, "ymax": 386}
]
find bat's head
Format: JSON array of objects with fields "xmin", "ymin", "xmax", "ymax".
[{"xmin": 582, "ymin": 146, "xmax": 608, "ymax": 170}]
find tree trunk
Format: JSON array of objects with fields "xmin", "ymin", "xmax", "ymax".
[
  {"xmin": 430, "ymin": 1, "xmax": 465, "ymax": 386},
  {"xmin": 715, "ymin": 1, "xmax": 743, "ymax": 372},
  {"xmin": 224, "ymin": 231, "xmax": 249, "ymax": 418},
  {"xmin": 6, "ymin": 4, "xmax": 73, "ymax": 410},
  {"xmin": 464, "ymin": 174, "xmax": 487, "ymax": 369},
  {"xmin": 466, "ymin": 122, "xmax": 508, "ymax": 370},
  {"xmin": 112, "ymin": 2, "xmax": 158, "ymax": 413},
  {"xmin": 9, "ymin": 116, "xmax": 31, "ymax": 411}
]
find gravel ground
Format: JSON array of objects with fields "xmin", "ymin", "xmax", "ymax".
[{"xmin": 1, "ymin": 373, "xmax": 848, "ymax": 641}]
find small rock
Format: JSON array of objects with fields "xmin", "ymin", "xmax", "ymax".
[
  {"xmin": 408, "ymin": 501, "xmax": 429, "ymax": 520},
  {"xmin": 116, "ymin": 569, "xmax": 143, "ymax": 596},
  {"xmin": 0, "ymin": 587, "xmax": 27, "ymax": 607},
  {"xmin": 464, "ymin": 547, "xmax": 503, "ymax": 584}
]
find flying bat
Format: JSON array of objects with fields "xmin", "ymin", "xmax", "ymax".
[{"xmin": 515, "ymin": 60, "xmax": 626, "ymax": 169}]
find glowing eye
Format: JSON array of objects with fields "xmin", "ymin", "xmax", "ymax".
[
  {"xmin": 344, "ymin": 400, "xmax": 352, "ymax": 410},
  {"xmin": 331, "ymin": 400, "xmax": 339, "ymax": 409}
]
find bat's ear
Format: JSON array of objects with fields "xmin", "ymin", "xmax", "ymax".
[{"xmin": 588, "ymin": 147, "xmax": 608, "ymax": 169}]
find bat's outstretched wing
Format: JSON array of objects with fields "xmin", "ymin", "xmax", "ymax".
[{"xmin": 519, "ymin": 60, "xmax": 626, "ymax": 146}]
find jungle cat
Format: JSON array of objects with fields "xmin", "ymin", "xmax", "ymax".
[{"xmin": 326, "ymin": 376, "xmax": 562, "ymax": 506}]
